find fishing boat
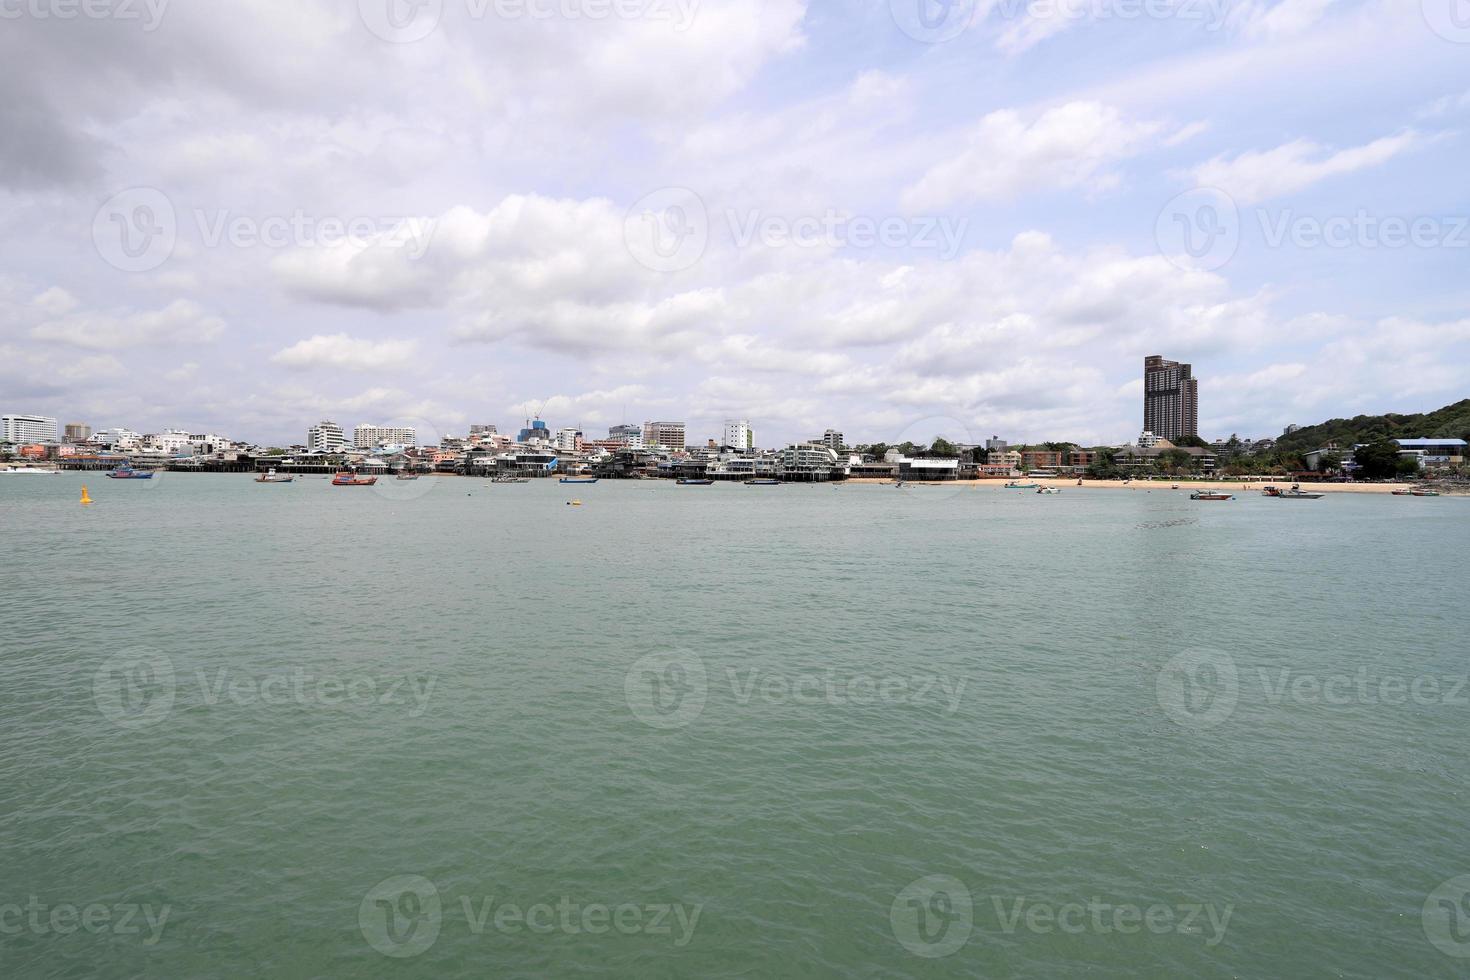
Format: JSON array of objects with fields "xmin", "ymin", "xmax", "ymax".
[
  {"xmin": 744, "ymin": 479, "xmax": 780, "ymax": 485},
  {"xmin": 395, "ymin": 472, "xmax": 419, "ymax": 481},
  {"xmin": 0, "ymin": 465, "xmax": 59, "ymax": 475},
  {"xmin": 1411, "ymin": 489, "xmax": 1441, "ymax": 497},
  {"xmin": 491, "ymin": 476, "xmax": 530, "ymax": 484},
  {"xmin": 255, "ymin": 469, "xmax": 294, "ymax": 483},
  {"xmin": 1262, "ymin": 485, "xmax": 1282, "ymax": 496},
  {"xmin": 559, "ymin": 477, "xmax": 599, "ymax": 484},
  {"xmin": 331, "ymin": 471, "xmax": 377, "ymax": 486},
  {"xmin": 1275, "ymin": 488, "xmax": 1325, "ymax": 499},
  {"xmin": 1190, "ymin": 490, "xmax": 1234, "ymax": 501},
  {"xmin": 1391, "ymin": 488, "xmax": 1413, "ymax": 495},
  {"xmin": 676, "ymin": 478, "xmax": 714, "ymax": 485},
  {"xmin": 1004, "ymin": 481, "xmax": 1040, "ymax": 490},
  {"xmin": 105, "ymin": 465, "xmax": 154, "ymax": 480}
]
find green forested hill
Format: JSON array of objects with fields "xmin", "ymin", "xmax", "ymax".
[{"xmin": 1275, "ymin": 399, "xmax": 1470, "ymax": 453}]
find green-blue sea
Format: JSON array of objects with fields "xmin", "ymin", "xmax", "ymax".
[{"xmin": 2, "ymin": 473, "xmax": 1468, "ymax": 978}]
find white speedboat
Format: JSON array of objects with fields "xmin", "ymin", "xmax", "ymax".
[{"xmin": 0, "ymin": 466, "xmax": 59, "ymax": 475}]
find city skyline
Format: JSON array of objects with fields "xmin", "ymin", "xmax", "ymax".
[{"xmin": 3, "ymin": 3, "xmax": 1468, "ymax": 448}]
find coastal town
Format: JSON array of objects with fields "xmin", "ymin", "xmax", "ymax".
[{"xmin": 3, "ymin": 356, "xmax": 1467, "ymax": 487}]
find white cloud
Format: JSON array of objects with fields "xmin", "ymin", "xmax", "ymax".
[
  {"xmin": 901, "ymin": 103, "xmax": 1167, "ymax": 210},
  {"xmin": 270, "ymin": 334, "xmax": 418, "ymax": 372},
  {"xmin": 1187, "ymin": 131, "xmax": 1423, "ymax": 204},
  {"xmin": 30, "ymin": 299, "xmax": 225, "ymax": 349}
]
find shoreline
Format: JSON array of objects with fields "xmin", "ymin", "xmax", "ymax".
[{"xmin": 843, "ymin": 477, "xmax": 1435, "ymax": 495}]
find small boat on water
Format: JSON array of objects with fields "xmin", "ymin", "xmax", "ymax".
[
  {"xmin": 106, "ymin": 465, "xmax": 154, "ymax": 480},
  {"xmin": 1190, "ymin": 490, "xmax": 1234, "ymax": 501},
  {"xmin": 1391, "ymin": 488, "xmax": 1413, "ymax": 495},
  {"xmin": 491, "ymin": 476, "xmax": 529, "ymax": 484},
  {"xmin": 676, "ymin": 478, "xmax": 714, "ymax": 485},
  {"xmin": 1275, "ymin": 488, "xmax": 1325, "ymax": 499},
  {"xmin": 1004, "ymin": 481, "xmax": 1040, "ymax": 490},
  {"xmin": 0, "ymin": 466, "xmax": 59, "ymax": 475},
  {"xmin": 744, "ymin": 479, "xmax": 780, "ymax": 485},
  {"xmin": 331, "ymin": 471, "xmax": 377, "ymax": 486},
  {"xmin": 255, "ymin": 469, "xmax": 294, "ymax": 483},
  {"xmin": 559, "ymin": 477, "xmax": 599, "ymax": 484},
  {"xmin": 1411, "ymin": 489, "xmax": 1441, "ymax": 497},
  {"xmin": 395, "ymin": 472, "xmax": 419, "ymax": 481},
  {"xmin": 1036, "ymin": 486, "xmax": 1061, "ymax": 494}
]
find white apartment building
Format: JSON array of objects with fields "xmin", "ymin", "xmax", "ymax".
[
  {"xmin": 308, "ymin": 420, "xmax": 347, "ymax": 453},
  {"xmin": 609, "ymin": 424, "xmax": 644, "ymax": 448},
  {"xmin": 723, "ymin": 419, "xmax": 751, "ymax": 451},
  {"xmin": 821, "ymin": 428, "xmax": 843, "ymax": 452},
  {"xmin": 554, "ymin": 427, "xmax": 582, "ymax": 453},
  {"xmin": 354, "ymin": 424, "xmax": 417, "ymax": 449},
  {"xmin": 1, "ymin": 414, "xmax": 58, "ymax": 444},
  {"xmin": 89, "ymin": 428, "xmax": 141, "ymax": 449}
]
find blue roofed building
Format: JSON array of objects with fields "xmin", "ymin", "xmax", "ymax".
[{"xmin": 1393, "ymin": 438, "xmax": 1467, "ymax": 471}]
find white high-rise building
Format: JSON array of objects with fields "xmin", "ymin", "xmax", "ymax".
[
  {"xmin": 354, "ymin": 424, "xmax": 417, "ymax": 448},
  {"xmin": 609, "ymin": 424, "xmax": 643, "ymax": 448},
  {"xmin": 554, "ymin": 427, "xmax": 582, "ymax": 453},
  {"xmin": 1, "ymin": 414, "xmax": 58, "ymax": 444},
  {"xmin": 821, "ymin": 428, "xmax": 843, "ymax": 452},
  {"xmin": 723, "ymin": 419, "xmax": 751, "ymax": 451},
  {"xmin": 307, "ymin": 420, "xmax": 347, "ymax": 453}
]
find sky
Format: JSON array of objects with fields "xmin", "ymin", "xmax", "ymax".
[{"xmin": 1, "ymin": 0, "xmax": 1468, "ymax": 449}]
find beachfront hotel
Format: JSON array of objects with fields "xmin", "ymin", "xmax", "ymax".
[
  {"xmin": 1, "ymin": 414, "xmax": 58, "ymax": 445},
  {"xmin": 1143, "ymin": 355, "xmax": 1200, "ymax": 442}
]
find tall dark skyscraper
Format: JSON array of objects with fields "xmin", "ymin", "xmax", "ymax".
[{"xmin": 1143, "ymin": 355, "xmax": 1199, "ymax": 441}]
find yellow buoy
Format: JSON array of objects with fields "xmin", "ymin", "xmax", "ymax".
[{"xmin": 80, "ymin": 485, "xmax": 93, "ymax": 505}]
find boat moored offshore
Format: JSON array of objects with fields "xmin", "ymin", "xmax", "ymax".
[{"xmin": 331, "ymin": 471, "xmax": 377, "ymax": 486}]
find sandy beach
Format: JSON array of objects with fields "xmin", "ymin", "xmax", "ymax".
[{"xmin": 843, "ymin": 477, "xmax": 1427, "ymax": 494}]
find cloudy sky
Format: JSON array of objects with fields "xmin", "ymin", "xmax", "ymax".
[{"xmin": 2, "ymin": 0, "xmax": 1468, "ymax": 448}]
